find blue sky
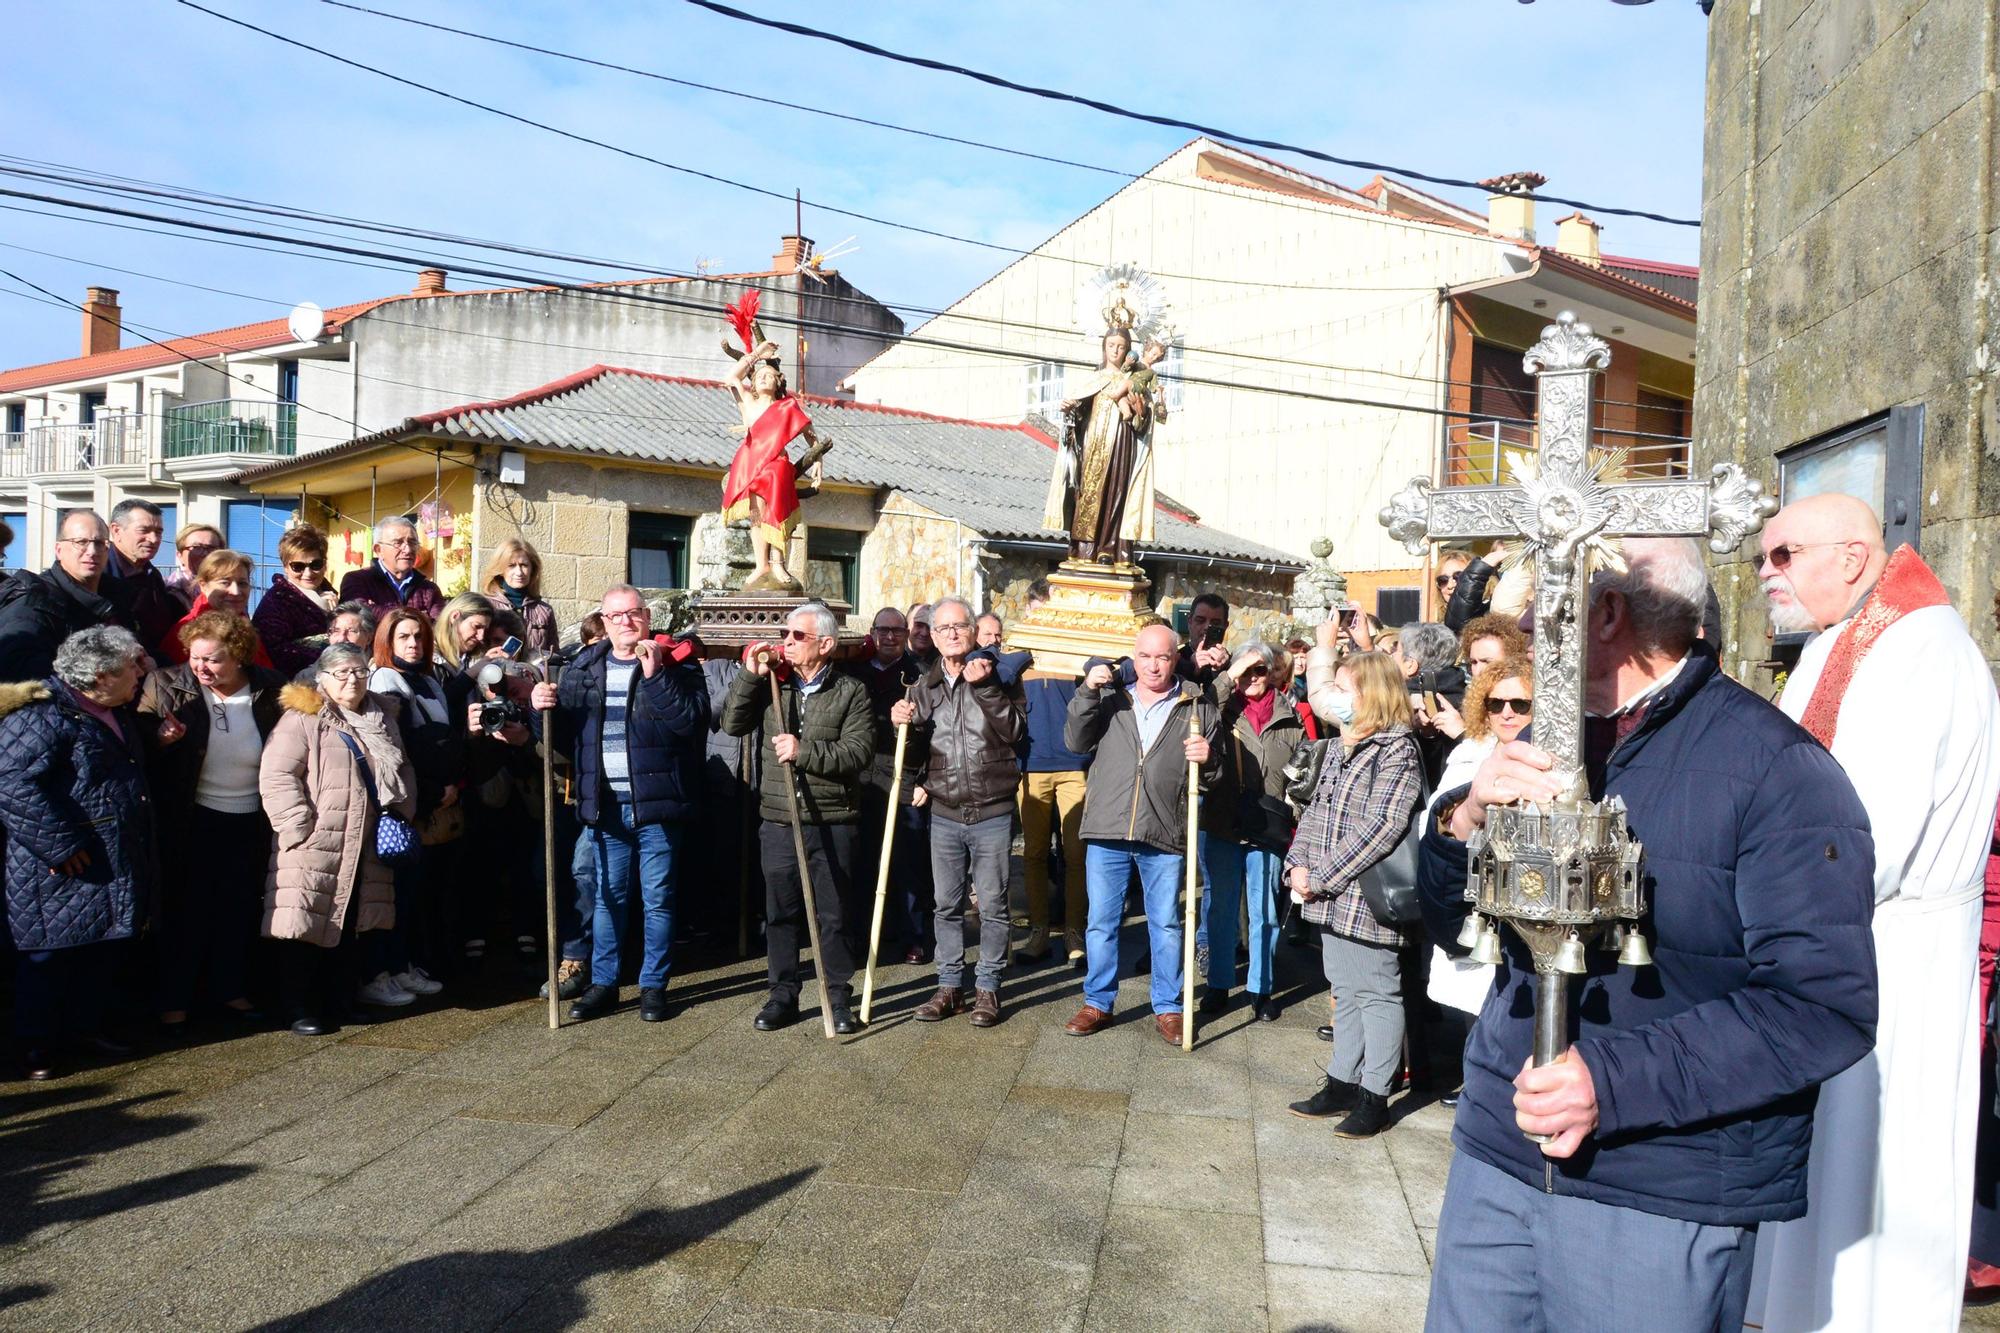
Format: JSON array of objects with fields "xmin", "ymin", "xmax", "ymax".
[{"xmin": 0, "ymin": 0, "xmax": 1711, "ymax": 372}]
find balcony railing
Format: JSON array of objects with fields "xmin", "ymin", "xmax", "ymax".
[
  {"xmin": 1443, "ymin": 419, "xmax": 1691, "ymax": 488},
  {"xmin": 24, "ymin": 414, "xmax": 146, "ymax": 472},
  {"xmin": 163, "ymin": 399, "xmax": 298, "ymax": 460}
]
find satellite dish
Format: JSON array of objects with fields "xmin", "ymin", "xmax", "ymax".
[{"xmin": 287, "ymin": 301, "xmax": 326, "ymax": 344}]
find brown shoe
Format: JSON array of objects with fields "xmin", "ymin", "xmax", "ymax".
[
  {"xmin": 969, "ymin": 989, "xmax": 1002, "ymax": 1028},
  {"xmin": 914, "ymin": 986, "xmax": 968, "ymax": 1022},
  {"xmin": 1154, "ymin": 1012, "xmax": 1185, "ymax": 1046},
  {"xmin": 1064, "ymin": 1005, "xmax": 1112, "ymax": 1036}
]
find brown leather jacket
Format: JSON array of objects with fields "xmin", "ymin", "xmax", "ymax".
[{"xmin": 907, "ymin": 660, "xmax": 1026, "ymax": 824}]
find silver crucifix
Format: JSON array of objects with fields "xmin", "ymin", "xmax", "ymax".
[{"xmin": 1379, "ymin": 312, "xmax": 1776, "ymax": 1103}]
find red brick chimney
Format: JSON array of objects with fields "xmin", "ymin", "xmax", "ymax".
[
  {"xmin": 81, "ymin": 286, "xmax": 121, "ymax": 357},
  {"xmin": 770, "ymin": 236, "xmax": 812, "ymax": 275},
  {"xmin": 413, "ymin": 268, "xmax": 448, "ymax": 295}
]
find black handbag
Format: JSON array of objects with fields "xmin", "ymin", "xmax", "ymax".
[{"xmin": 1357, "ymin": 771, "xmax": 1431, "ymax": 929}]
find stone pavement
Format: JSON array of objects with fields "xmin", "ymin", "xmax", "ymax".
[{"xmin": 0, "ymin": 921, "xmax": 1455, "ymax": 1332}]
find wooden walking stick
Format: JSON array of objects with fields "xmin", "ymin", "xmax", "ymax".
[
  {"xmin": 765, "ymin": 653, "xmax": 838, "ymax": 1039},
  {"xmin": 860, "ymin": 678, "xmax": 917, "ymax": 1024},
  {"xmin": 542, "ymin": 655, "xmax": 562, "ymax": 1031},
  {"xmin": 1181, "ymin": 694, "xmax": 1200, "ymax": 1053}
]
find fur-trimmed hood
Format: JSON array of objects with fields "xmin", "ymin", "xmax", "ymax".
[
  {"xmin": 0, "ymin": 680, "xmax": 53, "ymax": 721},
  {"xmin": 280, "ymin": 681, "xmax": 325, "ymax": 716}
]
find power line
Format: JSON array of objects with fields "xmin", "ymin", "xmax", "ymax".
[
  {"xmin": 682, "ymin": 0, "xmax": 1701, "ymax": 229},
  {"xmin": 163, "ymin": 0, "xmax": 1472, "ymax": 294}
]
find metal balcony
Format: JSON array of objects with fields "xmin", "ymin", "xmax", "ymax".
[
  {"xmin": 0, "ymin": 432, "xmax": 24, "ymax": 480},
  {"xmin": 1443, "ymin": 419, "xmax": 1690, "ymax": 488},
  {"xmin": 24, "ymin": 414, "xmax": 146, "ymax": 473},
  {"xmin": 163, "ymin": 399, "xmax": 298, "ymax": 459}
]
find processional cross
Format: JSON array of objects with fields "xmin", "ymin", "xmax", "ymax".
[{"xmin": 1379, "ymin": 312, "xmax": 1776, "ymax": 1092}]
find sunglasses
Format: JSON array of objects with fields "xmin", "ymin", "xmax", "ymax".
[
  {"xmin": 287, "ymin": 559, "xmax": 327, "ymax": 573},
  {"xmin": 1485, "ymin": 697, "xmax": 1533, "ymax": 717},
  {"xmin": 781, "ymin": 629, "xmax": 819, "ymax": 642},
  {"xmin": 1762, "ymin": 541, "xmax": 1842, "ymax": 570}
]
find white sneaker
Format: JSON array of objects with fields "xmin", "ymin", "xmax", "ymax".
[
  {"xmin": 357, "ymin": 972, "xmax": 415, "ymax": 1007},
  {"xmin": 393, "ymin": 967, "xmax": 443, "ymax": 996}
]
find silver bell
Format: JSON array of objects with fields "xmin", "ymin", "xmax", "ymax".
[
  {"xmin": 1469, "ymin": 922, "xmax": 1505, "ymax": 967},
  {"xmin": 1456, "ymin": 912, "xmax": 1487, "ymax": 950},
  {"xmin": 1617, "ymin": 927, "xmax": 1654, "ymax": 968},
  {"xmin": 1553, "ymin": 931, "xmax": 1588, "ymax": 975}
]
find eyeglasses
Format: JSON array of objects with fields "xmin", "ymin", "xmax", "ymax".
[
  {"xmin": 1485, "ymin": 697, "xmax": 1533, "ymax": 717},
  {"xmin": 1761, "ymin": 541, "xmax": 1843, "ymax": 570},
  {"xmin": 59, "ymin": 537, "xmax": 108, "ymax": 550},
  {"xmin": 871, "ymin": 625, "xmax": 906, "ymax": 636},
  {"xmin": 604, "ymin": 608, "xmax": 649, "ymax": 622},
  {"xmin": 932, "ymin": 621, "xmax": 972, "ymax": 635},
  {"xmin": 1240, "ymin": 665, "xmax": 1269, "ymax": 679},
  {"xmin": 780, "ymin": 629, "xmax": 819, "ymax": 642},
  {"xmin": 323, "ymin": 668, "xmax": 369, "ymax": 682},
  {"xmin": 287, "ymin": 559, "xmax": 327, "ymax": 573},
  {"xmin": 382, "ymin": 537, "xmax": 417, "ymax": 549},
  {"xmin": 209, "ymin": 701, "xmax": 230, "ymax": 734}
]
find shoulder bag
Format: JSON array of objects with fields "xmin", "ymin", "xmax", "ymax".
[{"xmin": 1356, "ymin": 745, "xmax": 1431, "ymax": 929}]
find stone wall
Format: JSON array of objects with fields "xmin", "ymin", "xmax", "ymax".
[
  {"xmin": 1697, "ymin": 0, "xmax": 2000, "ymax": 675},
  {"xmin": 858, "ymin": 492, "xmax": 973, "ymax": 621}
]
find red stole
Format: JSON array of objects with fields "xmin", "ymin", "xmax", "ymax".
[
  {"xmin": 722, "ymin": 397, "xmax": 812, "ymax": 532},
  {"xmin": 1797, "ymin": 544, "xmax": 1951, "ymax": 749}
]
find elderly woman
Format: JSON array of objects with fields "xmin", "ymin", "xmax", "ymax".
[
  {"xmin": 366, "ymin": 607, "xmax": 464, "ymax": 1000},
  {"xmin": 1283, "ymin": 650, "xmax": 1423, "ymax": 1140},
  {"xmin": 252, "ymin": 524, "xmax": 338, "ymax": 675},
  {"xmin": 1198, "ymin": 640, "xmax": 1308, "ymax": 1023},
  {"xmin": 137, "ymin": 611, "xmax": 286, "ymax": 1035},
  {"xmin": 482, "ymin": 537, "xmax": 559, "ymax": 653},
  {"xmin": 260, "ymin": 643, "xmax": 416, "ymax": 1035},
  {"xmin": 164, "ymin": 549, "xmax": 274, "ymax": 669},
  {"xmin": 0, "ymin": 626, "xmax": 156, "ymax": 1079}
]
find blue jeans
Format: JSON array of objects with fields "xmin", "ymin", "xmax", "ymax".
[
  {"xmin": 1198, "ymin": 833, "xmax": 1242, "ymax": 992},
  {"xmin": 591, "ymin": 802, "xmax": 685, "ymax": 990},
  {"xmin": 566, "ymin": 825, "xmax": 597, "ymax": 964},
  {"xmin": 1083, "ymin": 839, "xmax": 1185, "ymax": 1015},
  {"xmin": 1241, "ymin": 846, "xmax": 1281, "ymax": 997}
]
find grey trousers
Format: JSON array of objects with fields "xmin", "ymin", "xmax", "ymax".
[
  {"xmin": 1320, "ymin": 928, "xmax": 1404, "ymax": 1096},
  {"xmin": 1425, "ymin": 1153, "xmax": 1754, "ymax": 1333},
  {"xmin": 931, "ymin": 811, "xmax": 1012, "ymax": 993}
]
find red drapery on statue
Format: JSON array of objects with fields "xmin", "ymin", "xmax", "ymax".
[{"xmin": 721, "ymin": 397, "xmax": 812, "ymax": 542}]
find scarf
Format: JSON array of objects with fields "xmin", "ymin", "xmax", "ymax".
[
  {"xmin": 1238, "ymin": 687, "xmax": 1277, "ymax": 735},
  {"xmin": 338, "ymin": 699, "xmax": 412, "ymax": 810},
  {"xmin": 499, "ymin": 584, "xmax": 527, "ymax": 613},
  {"xmin": 1797, "ymin": 544, "xmax": 1951, "ymax": 749}
]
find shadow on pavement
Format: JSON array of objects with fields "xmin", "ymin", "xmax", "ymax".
[{"xmin": 260, "ymin": 1167, "xmax": 817, "ymax": 1331}]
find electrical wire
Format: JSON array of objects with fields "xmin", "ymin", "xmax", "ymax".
[{"xmin": 681, "ymin": 0, "xmax": 1700, "ymax": 229}]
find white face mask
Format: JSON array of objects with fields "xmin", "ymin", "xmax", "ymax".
[{"xmin": 1323, "ymin": 689, "xmax": 1356, "ymax": 726}]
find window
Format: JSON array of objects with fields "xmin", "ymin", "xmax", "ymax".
[
  {"xmin": 224, "ymin": 497, "xmax": 299, "ymax": 610},
  {"xmin": 1156, "ymin": 341, "xmax": 1186, "ymax": 413},
  {"xmin": 278, "ymin": 360, "xmax": 300, "ymax": 404},
  {"xmin": 0, "ymin": 512, "xmax": 23, "ymax": 571},
  {"xmin": 1375, "ymin": 587, "xmax": 1421, "ymax": 627},
  {"xmin": 1778, "ymin": 406, "xmax": 1923, "ymax": 556},
  {"xmin": 628, "ymin": 511, "xmax": 693, "ymax": 589},
  {"xmin": 156, "ymin": 503, "xmax": 178, "ymax": 551},
  {"xmin": 80, "ymin": 391, "xmax": 106, "ymax": 425},
  {"xmin": 1469, "ymin": 341, "xmax": 1536, "ymax": 427},
  {"xmin": 806, "ymin": 527, "xmax": 862, "ymax": 608},
  {"xmin": 3, "ymin": 404, "xmax": 23, "ymax": 436},
  {"xmin": 1025, "ymin": 360, "xmax": 1064, "ymax": 424}
]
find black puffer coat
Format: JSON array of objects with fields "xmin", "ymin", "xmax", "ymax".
[
  {"xmin": 720, "ymin": 665, "xmax": 874, "ymax": 825},
  {"xmin": 0, "ymin": 679, "xmax": 156, "ymax": 950},
  {"xmin": 552, "ymin": 641, "xmax": 709, "ymax": 827},
  {"xmin": 906, "ymin": 661, "xmax": 1026, "ymax": 824}
]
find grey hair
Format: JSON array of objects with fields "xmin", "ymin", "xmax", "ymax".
[
  {"xmin": 332, "ymin": 600, "xmax": 378, "ymax": 636},
  {"xmin": 53, "ymin": 625, "xmax": 142, "ymax": 691},
  {"xmin": 1591, "ymin": 537, "xmax": 1708, "ymax": 653},
  {"xmin": 1234, "ymin": 638, "xmax": 1279, "ymax": 672},
  {"xmin": 108, "ymin": 498, "xmax": 163, "ymax": 526},
  {"xmin": 931, "ymin": 595, "xmax": 976, "ymax": 626},
  {"xmin": 787, "ymin": 600, "xmax": 840, "ymax": 639},
  {"xmin": 1397, "ymin": 621, "xmax": 1459, "ymax": 674},
  {"xmin": 316, "ymin": 643, "xmax": 371, "ymax": 676},
  {"xmin": 373, "ymin": 515, "xmax": 418, "ymax": 544},
  {"xmin": 599, "ymin": 583, "xmax": 643, "ymax": 609}
]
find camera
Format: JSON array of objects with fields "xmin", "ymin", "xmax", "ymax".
[{"xmin": 472, "ymin": 658, "xmax": 537, "ymax": 735}]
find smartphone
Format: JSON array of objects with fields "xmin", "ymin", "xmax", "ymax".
[
  {"xmin": 1202, "ymin": 624, "xmax": 1223, "ymax": 648},
  {"xmin": 499, "ymin": 635, "xmax": 523, "ymax": 658},
  {"xmin": 1337, "ymin": 606, "xmax": 1357, "ymax": 627}
]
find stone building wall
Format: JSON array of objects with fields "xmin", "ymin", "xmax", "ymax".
[
  {"xmin": 858, "ymin": 492, "xmax": 975, "ymax": 621},
  {"xmin": 1697, "ymin": 0, "xmax": 2000, "ymax": 677}
]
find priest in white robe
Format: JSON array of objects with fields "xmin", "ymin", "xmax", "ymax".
[{"xmin": 1743, "ymin": 493, "xmax": 2000, "ymax": 1332}]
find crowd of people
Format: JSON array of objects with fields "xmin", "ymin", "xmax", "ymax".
[{"xmin": 5, "ymin": 493, "xmax": 2000, "ymax": 1329}]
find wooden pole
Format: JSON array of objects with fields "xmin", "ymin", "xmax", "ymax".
[
  {"xmin": 860, "ymin": 686, "xmax": 914, "ymax": 1024},
  {"xmin": 767, "ymin": 656, "xmax": 838, "ymax": 1038},
  {"xmin": 1182, "ymin": 697, "xmax": 1199, "ymax": 1053},
  {"xmin": 543, "ymin": 656, "xmax": 561, "ymax": 1030}
]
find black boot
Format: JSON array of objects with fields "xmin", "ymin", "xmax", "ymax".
[
  {"xmin": 1287, "ymin": 1075, "xmax": 1358, "ymax": 1119},
  {"xmin": 569, "ymin": 985, "xmax": 618, "ymax": 1022},
  {"xmin": 754, "ymin": 996, "xmax": 798, "ymax": 1031},
  {"xmin": 638, "ymin": 987, "xmax": 670, "ymax": 1023},
  {"xmin": 1197, "ymin": 988, "xmax": 1227, "ymax": 1017},
  {"xmin": 1333, "ymin": 1088, "xmax": 1392, "ymax": 1139}
]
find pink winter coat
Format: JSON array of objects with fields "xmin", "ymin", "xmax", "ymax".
[{"xmin": 258, "ymin": 683, "xmax": 416, "ymax": 948}]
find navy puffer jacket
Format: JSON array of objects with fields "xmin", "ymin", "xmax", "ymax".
[
  {"xmin": 551, "ymin": 641, "xmax": 709, "ymax": 827},
  {"xmin": 0, "ymin": 678, "xmax": 157, "ymax": 950},
  {"xmin": 1418, "ymin": 645, "xmax": 1877, "ymax": 1225}
]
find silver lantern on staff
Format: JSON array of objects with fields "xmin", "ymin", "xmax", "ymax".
[{"xmin": 1378, "ymin": 312, "xmax": 1775, "ymax": 1123}]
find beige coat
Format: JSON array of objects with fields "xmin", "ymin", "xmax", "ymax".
[{"xmin": 259, "ymin": 683, "xmax": 416, "ymax": 948}]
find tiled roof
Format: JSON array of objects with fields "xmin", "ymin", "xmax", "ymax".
[
  {"xmin": 1600, "ymin": 253, "xmax": 1699, "ymax": 305},
  {"xmin": 1533, "ymin": 248, "xmax": 1696, "ymax": 315},
  {"xmin": 0, "ymin": 270, "xmax": 796, "ymax": 397},
  {"xmin": 243, "ymin": 366, "xmax": 1301, "ymax": 569}
]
